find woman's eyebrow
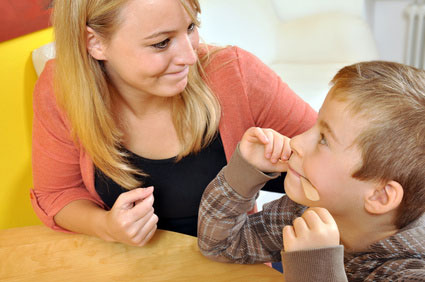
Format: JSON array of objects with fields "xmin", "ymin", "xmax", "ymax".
[{"xmin": 144, "ymin": 30, "xmax": 174, "ymax": 40}]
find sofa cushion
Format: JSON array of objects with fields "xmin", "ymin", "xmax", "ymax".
[{"xmin": 274, "ymin": 12, "xmax": 378, "ymax": 64}]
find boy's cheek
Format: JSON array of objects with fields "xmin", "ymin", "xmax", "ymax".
[{"xmin": 284, "ymin": 175, "xmax": 307, "ymax": 204}]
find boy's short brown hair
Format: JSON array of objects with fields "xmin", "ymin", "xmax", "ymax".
[{"xmin": 329, "ymin": 61, "xmax": 425, "ymax": 229}]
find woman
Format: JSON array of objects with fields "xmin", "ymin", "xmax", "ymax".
[{"xmin": 31, "ymin": 0, "xmax": 316, "ymax": 246}]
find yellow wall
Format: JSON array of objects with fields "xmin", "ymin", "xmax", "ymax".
[{"xmin": 0, "ymin": 28, "xmax": 53, "ymax": 229}]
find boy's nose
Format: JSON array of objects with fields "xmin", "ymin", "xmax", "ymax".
[{"xmin": 290, "ymin": 134, "xmax": 303, "ymax": 158}]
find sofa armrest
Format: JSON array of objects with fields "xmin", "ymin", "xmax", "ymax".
[{"xmin": 32, "ymin": 42, "xmax": 55, "ymax": 76}]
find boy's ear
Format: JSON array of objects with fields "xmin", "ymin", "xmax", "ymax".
[
  {"xmin": 364, "ymin": 180, "xmax": 403, "ymax": 215},
  {"xmin": 86, "ymin": 26, "xmax": 107, "ymax": 60}
]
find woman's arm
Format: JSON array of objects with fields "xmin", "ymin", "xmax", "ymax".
[
  {"xmin": 54, "ymin": 199, "xmax": 112, "ymax": 240},
  {"xmin": 31, "ymin": 61, "xmax": 158, "ymax": 246},
  {"xmin": 55, "ymin": 189, "xmax": 158, "ymax": 246}
]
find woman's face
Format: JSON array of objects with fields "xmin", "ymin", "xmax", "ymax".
[{"xmin": 96, "ymin": 0, "xmax": 199, "ymax": 100}]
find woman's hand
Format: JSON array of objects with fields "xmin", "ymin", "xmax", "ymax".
[
  {"xmin": 239, "ymin": 127, "xmax": 291, "ymax": 173},
  {"xmin": 283, "ymin": 207, "xmax": 340, "ymax": 252},
  {"xmin": 104, "ymin": 186, "xmax": 158, "ymax": 247}
]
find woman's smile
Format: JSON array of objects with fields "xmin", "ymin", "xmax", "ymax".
[{"xmin": 163, "ymin": 66, "xmax": 189, "ymax": 80}]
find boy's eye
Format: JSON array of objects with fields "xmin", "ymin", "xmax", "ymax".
[
  {"xmin": 318, "ymin": 133, "xmax": 328, "ymax": 146},
  {"xmin": 152, "ymin": 38, "xmax": 170, "ymax": 49},
  {"xmin": 188, "ymin": 22, "xmax": 196, "ymax": 33}
]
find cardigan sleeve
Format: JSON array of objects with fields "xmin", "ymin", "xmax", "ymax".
[
  {"xmin": 31, "ymin": 60, "xmax": 105, "ymax": 232},
  {"xmin": 234, "ymin": 46, "xmax": 317, "ymax": 137},
  {"xmin": 204, "ymin": 45, "xmax": 317, "ymax": 161}
]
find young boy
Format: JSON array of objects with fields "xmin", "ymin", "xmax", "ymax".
[{"xmin": 198, "ymin": 61, "xmax": 425, "ymax": 281}]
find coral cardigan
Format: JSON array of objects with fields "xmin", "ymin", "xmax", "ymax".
[{"xmin": 31, "ymin": 46, "xmax": 317, "ymax": 232}]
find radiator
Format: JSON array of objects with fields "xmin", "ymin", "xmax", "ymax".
[{"xmin": 405, "ymin": 0, "xmax": 425, "ymax": 68}]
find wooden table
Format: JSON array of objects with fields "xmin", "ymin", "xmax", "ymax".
[{"xmin": 0, "ymin": 225, "xmax": 282, "ymax": 281}]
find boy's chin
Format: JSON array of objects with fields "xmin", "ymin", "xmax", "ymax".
[{"xmin": 284, "ymin": 180, "xmax": 308, "ymax": 205}]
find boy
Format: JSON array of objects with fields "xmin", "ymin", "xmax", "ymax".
[{"xmin": 198, "ymin": 61, "xmax": 425, "ymax": 281}]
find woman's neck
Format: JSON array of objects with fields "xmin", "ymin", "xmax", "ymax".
[{"xmin": 111, "ymin": 87, "xmax": 173, "ymax": 120}]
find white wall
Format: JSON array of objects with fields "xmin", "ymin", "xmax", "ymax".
[{"xmin": 366, "ymin": 0, "xmax": 413, "ymax": 63}]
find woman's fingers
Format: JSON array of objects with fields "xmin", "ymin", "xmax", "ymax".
[
  {"xmin": 133, "ymin": 213, "xmax": 159, "ymax": 246},
  {"xmin": 131, "ymin": 193, "xmax": 155, "ymax": 221},
  {"xmin": 114, "ymin": 186, "xmax": 154, "ymax": 211},
  {"xmin": 106, "ymin": 186, "xmax": 157, "ymax": 245}
]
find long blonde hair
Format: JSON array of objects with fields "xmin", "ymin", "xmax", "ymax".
[{"xmin": 52, "ymin": 0, "xmax": 221, "ymax": 189}]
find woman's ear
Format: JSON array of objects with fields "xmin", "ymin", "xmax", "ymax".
[
  {"xmin": 86, "ymin": 26, "xmax": 107, "ymax": 60},
  {"xmin": 364, "ymin": 180, "xmax": 403, "ymax": 215}
]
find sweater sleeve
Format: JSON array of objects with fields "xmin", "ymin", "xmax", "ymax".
[
  {"xmin": 281, "ymin": 246, "xmax": 348, "ymax": 282},
  {"xmin": 198, "ymin": 144, "xmax": 306, "ymax": 264},
  {"xmin": 31, "ymin": 60, "xmax": 105, "ymax": 232},
  {"xmin": 235, "ymin": 46, "xmax": 317, "ymax": 137}
]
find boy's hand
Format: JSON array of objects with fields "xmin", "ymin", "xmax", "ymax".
[
  {"xmin": 283, "ymin": 207, "xmax": 340, "ymax": 252},
  {"xmin": 239, "ymin": 127, "xmax": 291, "ymax": 173}
]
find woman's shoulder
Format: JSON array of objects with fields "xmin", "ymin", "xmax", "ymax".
[
  {"xmin": 33, "ymin": 59, "xmax": 56, "ymax": 105},
  {"xmin": 199, "ymin": 44, "xmax": 259, "ymax": 70},
  {"xmin": 199, "ymin": 44, "xmax": 278, "ymax": 94},
  {"xmin": 33, "ymin": 59, "xmax": 71, "ymax": 132}
]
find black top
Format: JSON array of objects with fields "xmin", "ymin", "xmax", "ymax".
[{"xmin": 95, "ymin": 133, "xmax": 286, "ymax": 237}]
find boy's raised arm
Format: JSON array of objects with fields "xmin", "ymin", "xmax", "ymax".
[
  {"xmin": 198, "ymin": 144, "xmax": 282, "ymax": 263},
  {"xmin": 197, "ymin": 141, "xmax": 305, "ymax": 264}
]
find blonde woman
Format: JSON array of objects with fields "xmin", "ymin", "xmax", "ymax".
[{"xmin": 31, "ymin": 0, "xmax": 316, "ymax": 246}]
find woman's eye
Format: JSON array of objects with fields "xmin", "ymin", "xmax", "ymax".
[
  {"xmin": 318, "ymin": 133, "xmax": 328, "ymax": 146},
  {"xmin": 152, "ymin": 38, "xmax": 170, "ymax": 49},
  {"xmin": 188, "ymin": 23, "xmax": 196, "ymax": 33}
]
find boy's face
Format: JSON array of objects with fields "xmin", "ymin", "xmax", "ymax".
[{"xmin": 285, "ymin": 96, "xmax": 376, "ymax": 216}]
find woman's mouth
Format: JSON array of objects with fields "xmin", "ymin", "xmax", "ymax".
[{"xmin": 164, "ymin": 67, "xmax": 189, "ymax": 80}]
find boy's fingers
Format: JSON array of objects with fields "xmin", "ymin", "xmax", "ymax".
[
  {"xmin": 263, "ymin": 129, "xmax": 275, "ymax": 159},
  {"xmin": 272, "ymin": 160, "xmax": 289, "ymax": 172},
  {"xmin": 301, "ymin": 209, "xmax": 323, "ymax": 229},
  {"xmin": 293, "ymin": 217, "xmax": 309, "ymax": 236},
  {"xmin": 308, "ymin": 207, "xmax": 336, "ymax": 225},
  {"xmin": 248, "ymin": 127, "xmax": 269, "ymax": 144},
  {"xmin": 283, "ymin": 225, "xmax": 295, "ymax": 239},
  {"xmin": 281, "ymin": 137, "xmax": 292, "ymax": 161},
  {"xmin": 270, "ymin": 134, "xmax": 284, "ymax": 163}
]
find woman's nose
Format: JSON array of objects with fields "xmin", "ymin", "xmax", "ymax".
[{"xmin": 175, "ymin": 35, "xmax": 197, "ymax": 66}]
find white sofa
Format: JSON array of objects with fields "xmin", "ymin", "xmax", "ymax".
[{"xmin": 198, "ymin": 0, "xmax": 379, "ymax": 111}]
